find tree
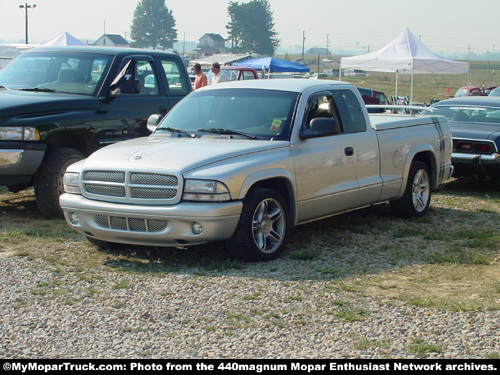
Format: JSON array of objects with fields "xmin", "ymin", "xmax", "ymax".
[
  {"xmin": 226, "ymin": 0, "xmax": 280, "ymax": 55},
  {"xmin": 130, "ymin": 0, "xmax": 177, "ymax": 50}
]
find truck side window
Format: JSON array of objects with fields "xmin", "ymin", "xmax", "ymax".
[
  {"xmin": 332, "ymin": 90, "xmax": 367, "ymax": 133},
  {"xmin": 160, "ymin": 59, "xmax": 190, "ymax": 95},
  {"xmin": 304, "ymin": 93, "xmax": 342, "ymax": 134},
  {"xmin": 135, "ymin": 60, "xmax": 159, "ymax": 96},
  {"xmin": 241, "ymin": 71, "xmax": 256, "ymax": 80}
]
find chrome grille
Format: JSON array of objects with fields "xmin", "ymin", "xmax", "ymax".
[
  {"xmin": 131, "ymin": 187, "xmax": 177, "ymax": 199},
  {"xmin": 93, "ymin": 215, "xmax": 168, "ymax": 232},
  {"xmin": 84, "ymin": 171, "xmax": 125, "ymax": 183},
  {"xmin": 82, "ymin": 170, "xmax": 180, "ymax": 204},
  {"xmin": 148, "ymin": 219, "xmax": 169, "ymax": 232},
  {"xmin": 85, "ymin": 184, "xmax": 125, "ymax": 197},
  {"xmin": 94, "ymin": 215, "xmax": 109, "ymax": 228},
  {"xmin": 110, "ymin": 216, "xmax": 127, "ymax": 230},
  {"xmin": 130, "ymin": 173, "xmax": 177, "ymax": 185}
]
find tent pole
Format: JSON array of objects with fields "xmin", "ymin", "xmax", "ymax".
[
  {"xmin": 395, "ymin": 71, "xmax": 398, "ymax": 98},
  {"xmin": 410, "ymin": 70, "xmax": 414, "ymax": 104}
]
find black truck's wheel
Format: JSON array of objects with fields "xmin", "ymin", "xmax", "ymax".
[
  {"xmin": 390, "ymin": 161, "xmax": 431, "ymax": 218},
  {"xmin": 227, "ymin": 188, "xmax": 289, "ymax": 261},
  {"xmin": 34, "ymin": 148, "xmax": 84, "ymax": 219}
]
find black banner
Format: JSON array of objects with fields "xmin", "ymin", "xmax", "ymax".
[{"xmin": 1, "ymin": 359, "xmax": 498, "ymax": 374}]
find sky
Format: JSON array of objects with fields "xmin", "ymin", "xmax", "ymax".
[{"xmin": 1, "ymin": 0, "xmax": 499, "ymax": 56}]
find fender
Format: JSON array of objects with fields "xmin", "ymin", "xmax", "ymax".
[
  {"xmin": 238, "ymin": 168, "xmax": 298, "ymax": 226},
  {"xmin": 398, "ymin": 144, "xmax": 438, "ymax": 198}
]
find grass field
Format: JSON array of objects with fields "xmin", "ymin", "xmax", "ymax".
[{"xmin": 277, "ymin": 54, "xmax": 500, "ymax": 104}]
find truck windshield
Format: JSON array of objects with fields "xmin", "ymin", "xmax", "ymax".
[
  {"xmin": 156, "ymin": 88, "xmax": 299, "ymax": 140},
  {"xmin": 0, "ymin": 51, "xmax": 112, "ymax": 96}
]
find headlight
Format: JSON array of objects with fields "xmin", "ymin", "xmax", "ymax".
[
  {"xmin": 63, "ymin": 172, "xmax": 81, "ymax": 194},
  {"xmin": 183, "ymin": 179, "xmax": 231, "ymax": 202},
  {"xmin": 0, "ymin": 127, "xmax": 40, "ymax": 141}
]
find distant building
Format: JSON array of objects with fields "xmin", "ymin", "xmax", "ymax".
[
  {"xmin": 306, "ymin": 47, "xmax": 332, "ymax": 56},
  {"xmin": 195, "ymin": 33, "xmax": 227, "ymax": 58},
  {"xmin": 93, "ymin": 34, "xmax": 129, "ymax": 48}
]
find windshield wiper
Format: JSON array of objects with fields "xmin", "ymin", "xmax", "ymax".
[
  {"xmin": 19, "ymin": 87, "xmax": 55, "ymax": 93},
  {"xmin": 197, "ymin": 128, "xmax": 257, "ymax": 139},
  {"xmin": 0, "ymin": 85, "xmax": 11, "ymax": 90},
  {"xmin": 155, "ymin": 127, "xmax": 195, "ymax": 137}
]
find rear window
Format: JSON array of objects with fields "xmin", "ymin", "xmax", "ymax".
[
  {"xmin": 431, "ymin": 105, "xmax": 500, "ymax": 124},
  {"xmin": 357, "ymin": 88, "xmax": 371, "ymax": 97},
  {"xmin": 333, "ymin": 89, "xmax": 367, "ymax": 133}
]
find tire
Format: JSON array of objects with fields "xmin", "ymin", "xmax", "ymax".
[
  {"xmin": 227, "ymin": 188, "xmax": 289, "ymax": 261},
  {"xmin": 34, "ymin": 148, "xmax": 85, "ymax": 219},
  {"xmin": 390, "ymin": 161, "xmax": 431, "ymax": 218}
]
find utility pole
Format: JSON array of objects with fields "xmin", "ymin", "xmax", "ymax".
[
  {"xmin": 183, "ymin": 32, "xmax": 186, "ymax": 57},
  {"xmin": 19, "ymin": 3, "xmax": 36, "ymax": 44},
  {"xmin": 302, "ymin": 31, "xmax": 306, "ymax": 60}
]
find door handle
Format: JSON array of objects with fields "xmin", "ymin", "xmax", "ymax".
[{"xmin": 345, "ymin": 147, "xmax": 354, "ymax": 156}]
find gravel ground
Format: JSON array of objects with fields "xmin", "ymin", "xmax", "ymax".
[
  {"xmin": 1, "ymin": 253, "xmax": 499, "ymax": 359},
  {"xmin": 1, "ymin": 184, "xmax": 499, "ymax": 359}
]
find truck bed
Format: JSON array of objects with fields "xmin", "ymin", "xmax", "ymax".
[{"xmin": 370, "ymin": 114, "xmax": 446, "ymax": 131}]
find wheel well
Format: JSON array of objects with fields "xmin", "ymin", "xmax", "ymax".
[
  {"xmin": 248, "ymin": 178, "xmax": 296, "ymax": 224},
  {"xmin": 45, "ymin": 130, "xmax": 99, "ymax": 156},
  {"xmin": 412, "ymin": 151, "xmax": 437, "ymax": 188}
]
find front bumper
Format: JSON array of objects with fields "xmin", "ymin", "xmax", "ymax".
[
  {"xmin": 0, "ymin": 142, "xmax": 46, "ymax": 186},
  {"xmin": 451, "ymin": 152, "xmax": 500, "ymax": 177},
  {"xmin": 60, "ymin": 193, "xmax": 243, "ymax": 247}
]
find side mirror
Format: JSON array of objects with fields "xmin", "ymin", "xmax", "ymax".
[
  {"xmin": 300, "ymin": 118, "xmax": 339, "ymax": 139},
  {"xmin": 147, "ymin": 114, "xmax": 163, "ymax": 133}
]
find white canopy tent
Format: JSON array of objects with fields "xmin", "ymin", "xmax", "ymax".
[
  {"xmin": 38, "ymin": 32, "xmax": 85, "ymax": 47},
  {"xmin": 340, "ymin": 28, "xmax": 469, "ymax": 103}
]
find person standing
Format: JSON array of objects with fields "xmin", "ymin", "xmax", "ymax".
[
  {"xmin": 193, "ymin": 63, "xmax": 207, "ymax": 90},
  {"xmin": 210, "ymin": 62, "xmax": 228, "ymax": 84}
]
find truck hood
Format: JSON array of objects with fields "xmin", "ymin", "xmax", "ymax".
[
  {"xmin": 0, "ymin": 89, "xmax": 99, "ymax": 117},
  {"xmin": 84, "ymin": 136, "xmax": 289, "ymax": 172},
  {"xmin": 450, "ymin": 122, "xmax": 500, "ymax": 141}
]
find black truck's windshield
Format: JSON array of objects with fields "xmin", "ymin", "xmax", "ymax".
[{"xmin": 0, "ymin": 51, "xmax": 111, "ymax": 96}]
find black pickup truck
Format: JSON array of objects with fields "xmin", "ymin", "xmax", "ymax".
[{"xmin": 0, "ymin": 46, "xmax": 191, "ymax": 218}]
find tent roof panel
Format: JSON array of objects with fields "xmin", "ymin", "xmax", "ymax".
[{"xmin": 340, "ymin": 28, "xmax": 469, "ymax": 74}]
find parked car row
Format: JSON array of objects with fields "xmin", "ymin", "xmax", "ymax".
[
  {"xmin": 423, "ymin": 96, "xmax": 500, "ymax": 182},
  {"xmin": 205, "ymin": 66, "xmax": 259, "ymax": 83},
  {"xmin": 489, "ymin": 87, "xmax": 500, "ymax": 97},
  {"xmin": 349, "ymin": 85, "xmax": 500, "ymax": 184},
  {"xmin": 454, "ymin": 85, "xmax": 497, "ymax": 97},
  {"xmin": 356, "ymin": 87, "xmax": 389, "ymax": 113}
]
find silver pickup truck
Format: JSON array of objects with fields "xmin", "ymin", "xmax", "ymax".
[{"xmin": 60, "ymin": 80, "xmax": 453, "ymax": 261}]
